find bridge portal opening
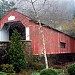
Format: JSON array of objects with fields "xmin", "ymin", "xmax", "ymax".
[{"xmin": 4, "ymin": 21, "xmax": 26, "ymax": 40}]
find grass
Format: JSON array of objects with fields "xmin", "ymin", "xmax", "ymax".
[
  {"xmin": 31, "ymin": 68, "xmax": 66, "ymax": 75},
  {"xmin": 0, "ymin": 68, "xmax": 68, "ymax": 75},
  {"xmin": 31, "ymin": 70, "xmax": 63, "ymax": 75},
  {"xmin": 54, "ymin": 68, "xmax": 68, "ymax": 75},
  {"xmin": 15, "ymin": 69, "xmax": 40, "ymax": 75},
  {"xmin": 54, "ymin": 69, "xmax": 65, "ymax": 75},
  {"xmin": 15, "ymin": 68, "xmax": 67, "ymax": 75},
  {"xmin": 0, "ymin": 72, "xmax": 7, "ymax": 75},
  {"xmin": 31, "ymin": 72, "xmax": 40, "ymax": 75}
]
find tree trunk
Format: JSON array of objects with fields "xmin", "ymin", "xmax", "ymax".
[
  {"xmin": 30, "ymin": 0, "xmax": 48, "ymax": 68},
  {"xmin": 38, "ymin": 19, "xmax": 48, "ymax": 69}
]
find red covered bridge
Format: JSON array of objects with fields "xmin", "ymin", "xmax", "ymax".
[{"xmin": 0, "ymin": 10, "xmax": 75, "ymax": 55}]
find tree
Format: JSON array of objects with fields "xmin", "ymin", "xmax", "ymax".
[
  {"xmin": 73, "ymin": 11, "xmax": 75, "ymax": 19},
  {"xmin": 13, "ymin": 0, "xmax": 74, "ymax": 29},
  {"xmin": 0, "ymin": 0, "xmax": 16, "ymax": 19},
  {"xmin": 14, "ymin": 0, "xmax": 48, "ymax": 69},
  {"xmin": 8, "ymin": 29, "xmax": 27, "ymax": 72},
  {"xmin": 28, "ymin": 0, "xmax": 48, "ymax": 69}
]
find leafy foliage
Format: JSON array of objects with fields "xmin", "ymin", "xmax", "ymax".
[
  {"xmin": 67, "ymin": 63, "xmax": 75, "ymax": 75},
  {"xmin": 0, "ymin": 64, "xmax": 15, "ymax": 74},
  {"xmin": 0, "ymin": 1, "xmax": 16, "ymax": 19},
  {"xmin": 32, "ymin": 56, "xmax": 41, "ymax": 62},
  {"xmin": 0, "ymin": 72, "xmax": 7, "ymax": 75},
  {"xmin": 28, "ymin": 62, "xmax": 44, "ymax": 70},
  {"xmin": 40, "ymin": 68, "xmax": 58, "ymax": 75},
  {"xmin": 8, "ymin": 29, "xmax": 27, "ymax": 72},
  {"xmin": 28, "ymin": 55, "xmax": 44, "ymax": 70}
]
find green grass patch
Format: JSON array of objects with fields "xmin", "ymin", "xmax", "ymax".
[
  {"xmin": 54, "ymin": 69, "xmax": 65, "ymax": 75},
  {"xmin": 31, "ymin": 69, "xmax": 63, "ymax": 75},
  {"xmin": 31, "ymin": 72, "xmax": 40, "ymax": 75},
  {"xmin": 54, "ymin": 69, "xmax": 64, "ymax": 74},
  {"xmin": 0, "ymin": 72, "xmax": 7, "ymax": 75},
  {"xmin": 13, "ymin": 68, "xmax": 68, "ymax": 75},
  {"xmin": 31, "ymin": 69, "xmax": 65, "ymax": 75}
]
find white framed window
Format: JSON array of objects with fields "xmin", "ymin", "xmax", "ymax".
[{"xmin": 26, "ymin": 27, "xmax": 30, "ymax": 40}]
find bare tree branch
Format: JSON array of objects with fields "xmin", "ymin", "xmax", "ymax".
[
  {"xmin": 37, "ymin": 0, "xmax": 47, "ymax": 12},
  {"xmin": 30, "ymin": 0, "xmax": 48, "ymax": 69},
  {"xmin": 30, "ymin": 0, "xmax": 47, "ymax": 13},
  {"xmin": 30, "ymin": 0, "xmax": 38, "ymax": 18},
  {"xmin": 30, "ymin": 0, "xmax": 38, "ymax": 3}
]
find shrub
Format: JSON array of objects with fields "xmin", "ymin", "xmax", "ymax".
[
  {"xmin": 0, "ymin": 72, "xmax": 7, "ymax": 75},
  {"xmin": 40, "ymin": 68, "xmax": 58, "ymax": 75},
  {"xmin": 32, "ymin": 55, "xmax": 40, "ymax": 62},
  {"xmin": 67, "ymin": 63, "xmax": 75, "ymax": 75},
  {"xmin": 28, "ymin": 55, "xmax": 45, "ymax": 70},
  {"xmin": 8, "ymin": 30, "xmax": 27, "ymax": 72},
  {"xmin": 28, "ymin": 62, "xmax": 44, "ymax": 70},
  {"xmin": 0, "ymin": 64, "xmax": 15, "ymax": 74}
]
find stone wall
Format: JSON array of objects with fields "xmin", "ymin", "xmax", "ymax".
[
  {"xmin": 0, "ymin": 41, "xmax": 32, "ymax": 63},
  {"xmin": 0, "ymin": 42, "xmax": 9, "ymax": 64},
  {"xmin": 21, "ymin": 40, "xmax": 32, "ymax": 62}
]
